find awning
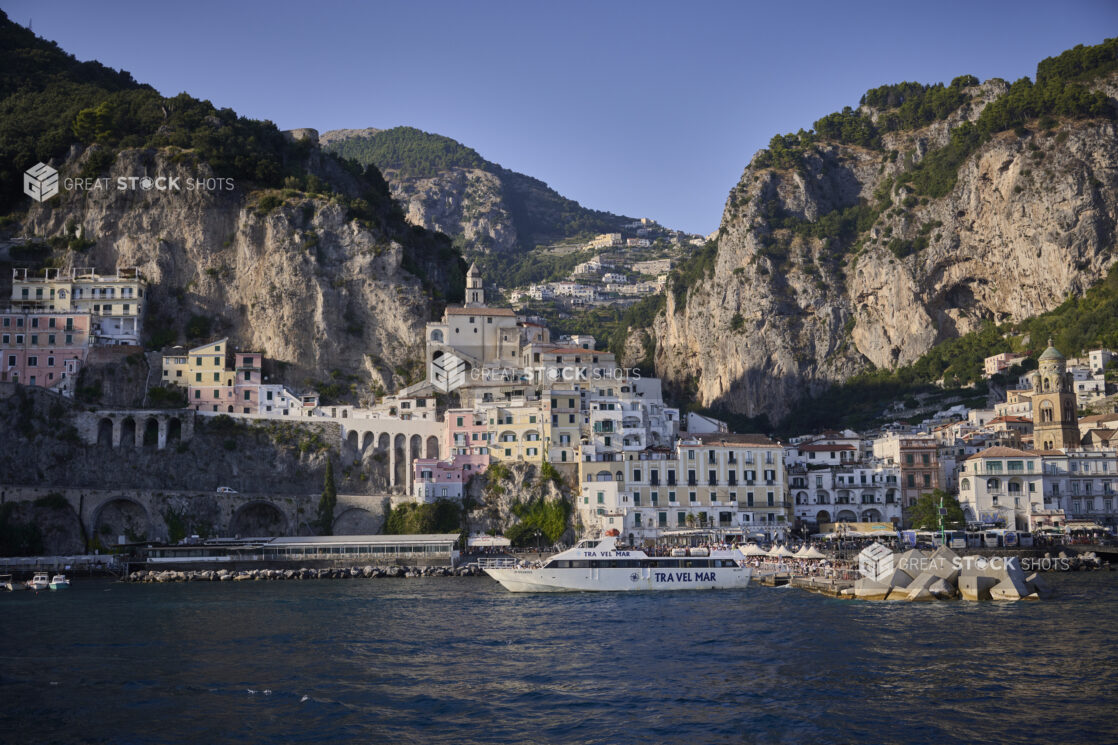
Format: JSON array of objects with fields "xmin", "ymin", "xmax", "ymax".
[{"xmin": 467, "ymin": 536, "xmax": 511, "ymax": 547}]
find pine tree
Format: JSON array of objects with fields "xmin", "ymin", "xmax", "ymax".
[{"xmin": 316, "ymin": 458, "xmax": 337, "ymax": 535}]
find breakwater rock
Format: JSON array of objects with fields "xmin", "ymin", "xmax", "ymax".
[
  {"xmin": 128, "ymin": 565, "xmax": 483, "ymax": 583},
  {"xmin": 851, "ymin": 545, "xmax": 1056, "ymax": 602}
]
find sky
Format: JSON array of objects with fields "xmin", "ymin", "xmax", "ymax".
[{"xmin": 4, "ymin": 0, "xmax": 1117, "ymax": 234}]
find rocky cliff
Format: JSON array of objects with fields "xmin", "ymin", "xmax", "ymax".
[
  {"xmin": 18, "ymin": 143, "xmax": 461, "ymax": 401},
  {"xmin": 647, "ymin": 70, "xmax": 1118, "ymax": 423},
  {"xmin": 320, "ymin": 126, "xmax": 635, "ymax": 256}
]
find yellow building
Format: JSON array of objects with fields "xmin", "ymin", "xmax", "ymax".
[
  {"xmin": 482, "ymin": 399, "xmax": 547, "ymax": 463},
  {"xmin": 162, "ymin": 338, "xmax": 237, "ymax": 410},
  {"xmin": 11, "ymin": 267, "xmax": 146, "ymax": 345}
]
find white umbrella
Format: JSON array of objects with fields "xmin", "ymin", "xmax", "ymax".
[
  {"xmin": 800, "ymin": 546, "xmax": 828, "ymax": 560},
  {"xmin": 769, "ymin": 545, "xmax": 795, "ymax": 558},
  {"xmin": 740, "ymin": 544, "xmax": 768, "ymax": 557}
]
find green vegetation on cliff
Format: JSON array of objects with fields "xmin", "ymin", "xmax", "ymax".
[
  {"xmin": 752, "ymin": 38, "xmax": 1117, "ymax": 193},
  {"xmin": 324, "ymin": 127, "xmax": 485, "ymax": 179},
  {"xmin": 385, "ymin": 499, "xmax": 462, "ymax": 535}
]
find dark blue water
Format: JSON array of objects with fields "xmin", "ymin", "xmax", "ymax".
[{"xmin": 2, "ymin": 572, "xmax": 1116, "ymax": 745}]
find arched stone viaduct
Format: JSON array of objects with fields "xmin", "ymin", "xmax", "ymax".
[
  {"xmin": 338, "ymin": 418, "xmax": 444, "ymax": 493},
  {"xmin": 0, "ymin": 487, "xmax": 390, "ymax": 546},
  {"xmin": 75, "ymin": 409, "xmax": 195, "ymax": 450}
]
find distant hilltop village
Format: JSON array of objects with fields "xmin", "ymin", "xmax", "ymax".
[
  {"xmin": 502, "ymin": 224, "xmax": 700, "ymax": 310},
  {"xmin": 3, "ymin": 264, "xmax": 1118, "ymax": 541}
]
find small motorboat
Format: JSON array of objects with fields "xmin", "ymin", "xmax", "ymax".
[
  {"xmin": 49, "ymin": 574, "xmax": 71, "ymax": 590},
  {"xmin": 27, "ymin": 573, "xmax": 50, "ymax": 591},
  {"xmin": 1, "ymin": 574, "xmax": 27, "ymax": 591}
]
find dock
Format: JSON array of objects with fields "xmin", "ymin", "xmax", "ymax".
[{"xmin": 789, "ymin": 576, "xmax": 855, "ymax": 597}]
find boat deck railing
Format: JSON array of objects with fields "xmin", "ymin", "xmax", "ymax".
[{"xmin": 476, "ymin": 557, "xmax": 518, "ymax": 568}]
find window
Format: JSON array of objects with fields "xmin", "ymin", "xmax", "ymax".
[
  {"xmin": 689, "ymin": 491, "xmax": 697, "ymax": 503},
  {"xmin": 47, "ymin": 334, "xmax": 55, "ymax": 345},
  {"xmin": 677, "ymin": 512, "xmax": 686, "ymax": 526},
  {"xmin": 658, "ymin": 512, "xmax": 667, "ymax": 527},
  {"xmin": 213, "ymin": 372, "xmax": 220, "ymax": 382},
  {"xmin": 597, "ymin": 492, "xmax": 604, "ymax": 504},
  {"xmin": 244, "ymin": 391, "xmax": 251, "ymax": 401},
  {"xmin": 27, "ymin": 356, "xmax": 37, "ymax": 366},
  {"xmin": 194, "ymin": 390, "xmax": 200, "ymax": 399}
]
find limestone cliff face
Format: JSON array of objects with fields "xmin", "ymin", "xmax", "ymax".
[
  {"xmin": 390, "ymin": 167, "xmax": 520, "ymax": 253},
  {"xmin": 20, "ymin": 146, "xmax": 456, "ymax": 399},
  {"xmin": 652, "ymin": 77, "xmax": 1118, "ymax": 422},
  {"xmin": 320, "ymin": 127, "xmax": 634, "ymax": 255}
]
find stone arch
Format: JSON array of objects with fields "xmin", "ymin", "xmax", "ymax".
[
  {"xmin": 97, "ymin": 417, "xmax": 114, "ymax": 447},
  {"xmin": 862, "ymin": 508, "xmax": 882, "ymax": 522},
  {"xmin": 394, "ymin": 433, "xmax": 407, "ymax": 487},
  {"xmin": 615, "ymin": 470, "xmax": 623, "ymax": 481},
  {"xmin": 143, "ymin": 417, "xmax": 159, "ymax": 447},
  {"xmin": 93, "ymin": 497, "xmax": 151, "ymax": 544},
  {"xmin": 836, "ymin": 509, "xmax": 858, "ymax": 522},
  {"xmin": 816, "ymin": 510, "xmax": 831, "ymax": 524},
  {"xmin": 426, "ymin": 436, "xmax": 439, "ymax": 459},
  {"xmin": 986, "ymin": 478, "xmax": 1001, "ymax": 490},
  {"xmin": 410, "ymin": 434, "xmax": 422, "ymax": 464},
  {"xmin": 595, "ymin": 470, "xmax": 613, "ymax": 482},
  {"xmin": 227, "ymin": 405, "xmax": 234, "ymax": 413},
  {"xmin": 120, "ymin": 416, "xmax": 137, "ymax": 447},
  {"xmin": 362, "ymin": 431, "xmax": 376, "ymax": 453},
  {"xmin": 499, "ymin": 430, "xmax": 517, "ymax": 443},
  {"xmin": 796, "ymin": 491, "xmax": 808, "ymax": 505},
  {"xmin": 816, "ymin": 490, "xmax": 830, "ymax": 504},
  {"xmin": 430, "ymin": 329, "xmax": 444, "ymax": 343},
  {"xmin": 167, "ymin": 417, "xmax": 182, "ymax": 445},
  {"xmin": 346, "ymin": 430, "xmax": 359, "ymax": 452},
  {"xmin": 333, "ymin": 507, "xmax": 381, "ymax": 535},
  {"xmin": 229, "ymin": 501, "xmax": 288, "ymax": 538}
]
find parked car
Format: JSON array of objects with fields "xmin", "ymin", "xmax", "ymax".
[{"xmin": 216, "ymin": 486, "xmax": 238, "ymax": 494}]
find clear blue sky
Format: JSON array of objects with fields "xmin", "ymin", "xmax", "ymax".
[{"xmin": 4, "ymin": 0, "xmax": 1116, "ymax": 234}]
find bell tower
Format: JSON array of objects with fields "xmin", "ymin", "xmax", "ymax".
[
  {"xmin": 1030, "ymin": 340, "xmax": 1080, "ymax": 451},
  {"xmin": 465, "ymin": 262, "xmax": 485, "ymax": 307}
]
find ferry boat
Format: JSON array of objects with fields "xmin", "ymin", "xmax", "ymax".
[
  {"xmin": 26, "ymin": 573, "xmax": 50, "ymax": 591},
  {"xmin": 483, "ymin": 537, "xmax": 752, "ymax": 593},
  {"xmin": 49, "ymin": 575, "xmax": 71, "ymax": 590}
]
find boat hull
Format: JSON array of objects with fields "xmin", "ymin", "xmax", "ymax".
[
  {"xmin": 49, "ymin": 583, "xmax": 70, "ymax": 590},
  {"xmin": 485, "ymin": 566, "xmax": 752, "ymax": 593}
]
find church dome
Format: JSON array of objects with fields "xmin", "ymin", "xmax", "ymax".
[{"xmin": 1038, "ymin": 339, "xmax": 1064, "ymax": 362}]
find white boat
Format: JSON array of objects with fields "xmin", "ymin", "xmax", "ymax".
[
  {"xmin": 49, "ymin": 575, "xmax": 71, "ymax": 590},
  {"xmin": 1, "ymin": 574, "xmax": 27, "ymax": 591},
  {"xmin": 26, "ymin": 573, "xmax": 50, "ymax": 591},
  {"xmin": 483, "ymin": 537, "xmax": 752, "ymax": 593}
]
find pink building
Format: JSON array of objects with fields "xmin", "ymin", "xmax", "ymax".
[
  {"xmin": 412, "ymin": 452, "xmax": 490, "ymax": 502},
  {"xmin": 446, "ymin": 408, "xmax": 493, "ymax": 458},
  {"xmin": 0, "ymin": 310, "xmax": 90, "ymax": 391},
  {"xmin": 232, "ymin": 352, "xmax": 262, "ymax": 414}
]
